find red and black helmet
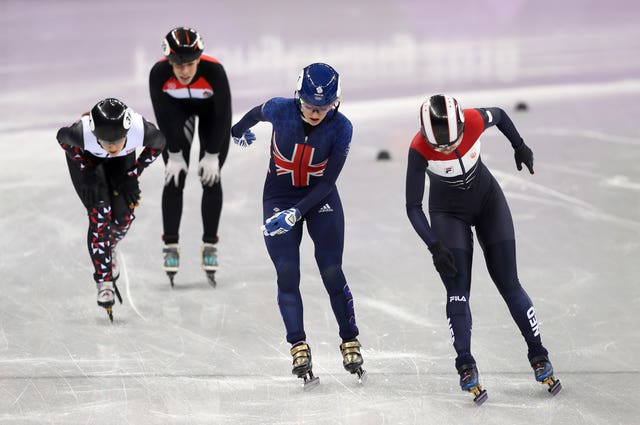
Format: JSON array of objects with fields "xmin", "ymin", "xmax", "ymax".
[
  {"xmin": 162, "ymin": 27, "xmax": 204, "ymax": 64},
  {"xmin": 420, "ymin": 94, "xmax": 465, "ymax": 149}
]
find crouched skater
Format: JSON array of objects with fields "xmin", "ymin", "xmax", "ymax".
[{"xmin": 57, "ymin": 98, "xmax": 165, "ymax": 321}]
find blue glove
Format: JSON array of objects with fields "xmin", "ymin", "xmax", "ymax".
[
  {"xmin": 262, "ymin": 208, "xmax": 301, "ymax": 236},
  {"xmin": 233, "ymin": 129, "xmax": 256, "ymax": 148}
]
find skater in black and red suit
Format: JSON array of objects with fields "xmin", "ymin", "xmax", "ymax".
[
  {"xmin": 405, "ymin": 94, "xmax": 561, "ymax": 402},
  {"xmin": 57, "ymin": 98, "xmax": 165, "ymax": 319},
  {"xmin": 149, "ymin": 27, "xmax": 232, "ymax": 285}
]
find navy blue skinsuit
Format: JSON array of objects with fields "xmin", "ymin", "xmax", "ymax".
[
  {"xmin": 232, "ymin": 98, "xmax": 359, "ymax": 344},
  {"xmin": 405, "ymin": 107, "xmax": 548, "ymax": 370}
]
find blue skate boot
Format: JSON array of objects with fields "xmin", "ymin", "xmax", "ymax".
[
  {"xmin": 458, "ymin": 363, "xmax": 488, "ymax": 405},
  {"xmin": 530, "ymin": 355, "xmax": 562, "ymax": 395}
]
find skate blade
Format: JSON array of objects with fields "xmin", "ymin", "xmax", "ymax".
[
  {"xmin": 105, "ymin": 306, "xmax": 113, "ymax": 322},
  {"xmin": 543, "ymin": 377, "xmax": 562, "ymax": 396},
  {"xmin": 352, "ymin": 367, "xmax": 367, "ymax": 384},
  {"xmin": 302, "ymin": 375, "xmax": 320, "ymax": 390},
  {"xmin": 469, "ymin": 385, "xmax": 488, "ymax": 405}
]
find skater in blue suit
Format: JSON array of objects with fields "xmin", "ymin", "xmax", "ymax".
[{"xmin": 231, "ymin": 63, "xmax": 365, "ymax": 386}]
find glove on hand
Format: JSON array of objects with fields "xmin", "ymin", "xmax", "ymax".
[
  {"xmin": 198, "ymin": 152, "xmax": 220, "ymax": 186},
  {"xmin": 428, "ymin": 241, "xmax": 457, "ymax": 277},
  {"xmin": 262, "ymin": 208, "xmax": 301, "ymax": 236},
  {"xmin": 233, "ymin": 129, "xmax": 256, "ymax": 148},
  {"xmin": 165, "ymin": 151, "xmax": 188, "ymax": 187},
  {"xmin": 79, "ymin": 172, "xmax": 101, "ymax": 206},
  {"xmin": 514, "ymin": 142, "xmax": 534, "ymax": 174},
  {"xmin": 115, "ymin": 176, "xmax": 141, "ymax": 207}
]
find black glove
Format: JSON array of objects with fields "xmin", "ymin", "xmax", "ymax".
[
  {"xmin": 114, "ymin": 176, "xmax": 141, "ymax": 207},
  {"xmin": 78, "ymin": 172, "xmax": 101, "ymax": 206},
  {"xmin": 428, "ymin": 241, "xmax": 457, "ymax": 277},
  {"xmin": 514, "ymin": 142, "xmax": 534, "ymax": 174}
]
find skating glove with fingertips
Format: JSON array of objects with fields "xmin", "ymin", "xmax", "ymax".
[
  {"xmin": 198, "ymin": 152, "xmax": 220, "ymax": 186},
  {"xmin": 428, "ymin": 241, "xmax": 457, "ymax": 277},
  {"xmin": 233, "ymin": 129, "xmax": 256, "ymax": 148},
  {"xmin": 115, "ymin": 177, "xmax": 141, "ymax": 207},
  {"xmin": 514, "ymin": 142, "xmax": 534, "ymax": 174},
  {"xmin": 164, "ymin": 151, "xmax": 188, "ymax": 187},
  {"xmin": 78, "ymin": 172, "xmax": 101, "ymax": 206},
  {"xmin": 262, "ymin": 208, "xmax": 301, "ymax": 236}
]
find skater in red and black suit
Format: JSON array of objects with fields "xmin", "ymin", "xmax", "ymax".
[
  {"xmin": 149, "ymin": 27, "xmax": 232, "ymax": 286},
  {"xmin": 405, "ymin": 94, "xmax": 561, "ymax": 403},
  {"xmin": 57, "ymin": 98, "xmax": 165, "ymax": 320}
]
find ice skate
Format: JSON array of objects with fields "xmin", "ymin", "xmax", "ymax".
[
  {"xmin": 201, "ymin": 243, "xmax": 218, "ymax": 287},
  {"xmin": 96, "ymin": 281, "xmax": 121, "ymax": 322},
  {"xmin": 458, "ymin": 363, "xmax": 488, "ymax": 405},
  {"xmin": 340, "ymin": 339, "xmax": 367, "ymax": 384},
  {"xmin": 163, "ymin": 244, "xmax": 179, "ymax": 287},
  {"xmin": 530, "ymin": 355, "xmax": 562, "ymax": 395},
  {"xmin": 290, "ymin": 342, "xmax": 319, "ymax": 389}
]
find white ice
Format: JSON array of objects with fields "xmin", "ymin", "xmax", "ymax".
[{"xmin": 1, "ymin": 1, "xmax": 639, "ymax": 424}]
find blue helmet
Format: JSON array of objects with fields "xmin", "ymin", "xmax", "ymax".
[{"xmin": 295, "ymin": 63, "xmax": 341, "ymax": 106}]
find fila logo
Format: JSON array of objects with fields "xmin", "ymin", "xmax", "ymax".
[
  {"xmin": 527, "ymin": 306, "xmax": 541, "ymax": 337},
  {"xmin": 449, "ymin": 295, "xmax": 467, "ymax": 302},
  {"xmin": 318, "ymin": 203, "xmax": 333, "ymax": 213}
]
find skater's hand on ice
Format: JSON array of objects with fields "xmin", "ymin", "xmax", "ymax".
[
  {"xmin": 514, "ymin": 142, "xmax": 534, "ymax": 174},
  {"xmin": 262, "ymin": 208, "xmax": 301, "ymax": 236},
  {"xmin": 233, "ymin": 129, "xmax": 256, "ymax": 148},
  {"xmin": 428, "ymin": 241, "xmax": 457, "ymax": 277},
  {"xmin": 164, "ymin": 151, "xmax": 188, "ymax": 187},
  {"xmin": 198, "ymin": 152, "xmax": 220, "ymax": 186}
]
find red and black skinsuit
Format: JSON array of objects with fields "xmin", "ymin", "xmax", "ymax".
[
  {"xmin": 57, "ymin": 112, "xmax": 165, "ymax": 283},
  {"xmin": 149, "ymin": 54, "xmax": 232, "ymax": 245}
]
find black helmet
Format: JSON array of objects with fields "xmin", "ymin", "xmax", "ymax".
[
  {"xmin": 89, "ymin": 98, "xmax": 132, "ymax": 142},
  {"xmin": 420, "ymin": 94, "xmax": 465, "ymax": 148},
  {"xmin": 162, "ymin": 27, "xmax": 204, "ymax": 64}
]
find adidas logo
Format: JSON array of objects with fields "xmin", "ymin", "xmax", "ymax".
[{"xmin": 318, "ymin": 203, "xmax": 333, "ymax": 213}]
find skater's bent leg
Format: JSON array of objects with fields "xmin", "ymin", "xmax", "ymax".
[
  {"xmin": 201, "ymin": 181, "xmax": 222, "ymax": 244},
  {"xmin": 483, "ymin": 239, "xmax": 548, "ymax": 360},
  {"xmin": 87, "ymin": 202, "xmax": 115, "ymax": 283},
  {"xmin": 265, "ymin": 221, "xmax": 305, "ymax": 344},
  {"xmin": 445, "ymin": 248, "xmax": 475, "ymax": 369},
  {"xmin": 110, "ymin": 194, "xmax": 135, "ymax": 247},
  {"xmin": 161, "ymin": 168, "xmax": 187, "ymax": 244},
  {"xmin": 321, "ymin": 265, "xmax": 359, "ymax": 341},
  {"xmin": 306, "ymin": 194, "xmax": 359, "ymax": 340}
]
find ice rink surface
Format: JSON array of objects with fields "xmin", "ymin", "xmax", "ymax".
[{"xmin": 1, "ymin": 1, "xmax": 640, "ymax": 424}]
